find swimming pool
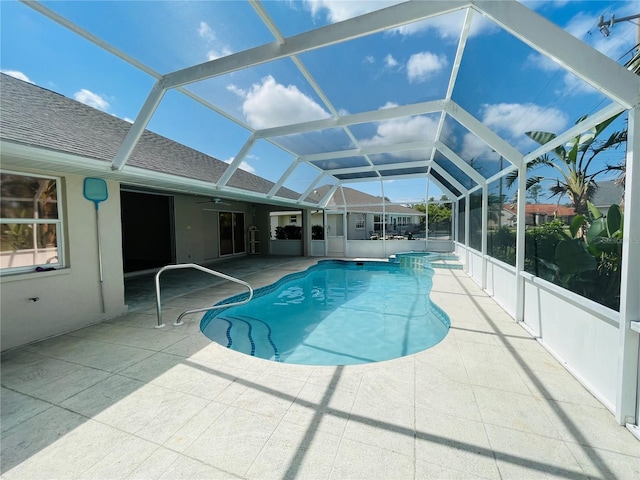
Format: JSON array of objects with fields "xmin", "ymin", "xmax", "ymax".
[{"xmin": 200, "ymin": 257, "xmax": 450, "ymax": 365}]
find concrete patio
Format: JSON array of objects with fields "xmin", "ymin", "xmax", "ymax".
[{"xmin": 1, "ymin": 256, "xmax": 638, "ymax": 479}]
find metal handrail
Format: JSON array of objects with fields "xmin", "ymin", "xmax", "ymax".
[{"xmin": 154, "ymin": 263, "xmax": 253, "ymax": 328}]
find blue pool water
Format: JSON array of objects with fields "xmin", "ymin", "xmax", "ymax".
[{"xmin": 200, "ymin": 258, "xmax": 450, "ymax": 365}]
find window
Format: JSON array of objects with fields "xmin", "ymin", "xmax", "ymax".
[
  {"xmin": 1, "ymin": 171, "xmax": 64, "ymax": 273},
  {"xmin": 289, "ymin": 215, "xmax": 297, "ymax": 224},
  {"xmin": 355, "ymin": 214, "xmax": 365, "ymax": 230},
  {"xmin": 373, "ymin": 214, "xmax": 387, "ymax": 232}
]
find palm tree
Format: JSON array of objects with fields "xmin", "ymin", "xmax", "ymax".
[{"xmin": 505, "ymin": 113, "xmax": 626, "ymax": 215}]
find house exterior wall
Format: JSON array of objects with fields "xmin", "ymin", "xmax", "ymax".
[
  {"xmin": 326, "ymin": 213, "xmax": 343, "ymax": 237},
  {"xmin": 347, "ymin": 213, "xmax": 369, "ymax": 240},
  {"xmin": 174, "ymin": 196, "xmax": 254, "ymax": 263},
  {"xmin": 1, "ymin": 172, "xmax": 127, "ymax": 351}
]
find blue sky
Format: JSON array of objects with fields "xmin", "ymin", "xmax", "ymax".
[{"xmin": 1, "ymin": 0, "xmax": 636, "ymax": 205}]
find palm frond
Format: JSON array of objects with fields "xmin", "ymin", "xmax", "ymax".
[
  {"xmin": 549, "ymin": 182, "xmax": 567, "ymax": 198},
  {"xmin": 504, "ymin": 170, "xmax": 518, "ymax": 189},
  {"xmin": 526, "ymin": 176, "xmax": 544, "ymax": 190},
  {"xmin": 525, "ymin": 131, "xmax": 566, "ymax": 161}
]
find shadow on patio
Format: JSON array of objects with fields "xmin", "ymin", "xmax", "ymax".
[{"xmin": 1, "ymin": 258, "xmax": 638, "ymax": 479}]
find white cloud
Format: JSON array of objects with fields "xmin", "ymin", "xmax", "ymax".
[
  {"xmin": 303, "ymin": 0, "xmax": 402, "ymax": 22},
  {"xmin": 302, "ymin": 1, "xmax": 495, "ymax": 40},
  {"xmin": 198, "ymin": 20, "xmax": 233, "ymax": 61},
  {"xmin": 460, "ymin": 133, "xmax": 495, "ymax": 160},
  {"xmin": 228, "ymin": 75, "xmax": 330, "ymax": 129},
  {"xmin": 380, "ymin": 101, "xmax": 399, "ymax": 110},
  {"xmin": 456, "ymin": 103, "xmax": 569, "ymax": 159},
  {"xmin": 526, "ymin": 53, "xmax": 598, "ymax": 96},
  {"xmin": 224, "ymin": 156, "xmax": 256, "ymax": 174},
  {"xmin": 520, "ymin": 0, "xmax": 570, "ymax": 10},
  {"xmin": 360, "ymin": 115, "xmax": 440, "ymax": 150},
  {"xmin": 538, "ymin": 5, "xmax": 639, "ymax": 66},
  {"xmin": 207, "ymin": 47, "xmax": 233, "ymax": 61},
  {"xmin": 480, "ymin": 102, "xmax": 568, "ymax": 139},
  {"xmin": 560, "ymin": 73, "xmax": 599, "ymax": 96},
  {"xmin": 407, "ymin": 52, "xmax": 448, "ymax": 83},
  {"xmin": 384, "ymin": 54, "xmax": 399, "ymax": 68},
  {"xmin": 198, "ymin": 21, "xmax": 215, "ymax": 42},
  {"xmin": 1, "ymin": 70, "xmax": 33, "ymax": 83},
  {"xmin": 74, "ymin": 89, "xmax": 110, "ymax": 112},
  {"xmin": 526, "ymin": 52, "xmax": 560, "ymax": 72},
  {"xmin": 363, "ymin": 55, "xmax": 375, "ymax": 64},
  {"xmin": 395, "ymin": 10, "xmax": 496, "ymax": 40},
  {"xmin": 123, "ymin": 117, "xmax": 134, "ymax": 124}
]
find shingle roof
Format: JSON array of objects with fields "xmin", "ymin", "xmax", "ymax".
[
  {"xmin": 591, "ymin": 180, "xmax": 624, "ymax": 209},
  {"xmin": 503, "ymin": 204, "xmax": 575, "ymax": 216},
  {"xmin": 0, "ymin": 73, "xmax": 299, "ymax": 200},
  {"xmin": 314, "ymin": 185, "xmax": 421, "ymax": 214}
]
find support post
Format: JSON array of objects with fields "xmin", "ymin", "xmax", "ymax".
[
  {"xmin": 616, "ymin": 107, "xmax": 640, "ymax": 428},
  {"xmin": 464, "ymin": 194, "xmax": 470, "ymax": 272},
  {"xmin": 323, "ymin": 209, "xmax": 328, "ymax": 257},
  {"xmin": 515, "ymin": 162, "xmax": 527, "ymax": 322},
  {"xmin": 481, "ymin": 183, "xmax": 488, "ymax": 289},
  {"xmin": 302, "ymin": 209, "xmax": 311, "ymax": 257}
]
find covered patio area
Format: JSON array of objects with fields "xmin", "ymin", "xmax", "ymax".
[{"xmin": 2, "ymin": 257, "xmax": 637, "ymax": 479}]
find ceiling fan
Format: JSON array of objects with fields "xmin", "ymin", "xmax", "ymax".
[{"xmin": 196, "ymin": 197, "xmax": 231, "ymax": 205}]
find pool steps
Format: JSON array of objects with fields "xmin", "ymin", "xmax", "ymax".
[
  {"xmin": 206, "ymin": 315, "xmax": 281, "ymax": 361},
  {"xmin": 389, "ymin": 252, "xmax": 463, "ymax": 270}
]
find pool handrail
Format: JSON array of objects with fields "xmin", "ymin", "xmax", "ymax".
[{"xmin": 154, "ymin": 263, "xmax": 253, "ymax": 328}]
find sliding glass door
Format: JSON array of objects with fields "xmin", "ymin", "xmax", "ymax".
[{"xmin": 219, "ymin": 212, "xmax": 245, "ymax": 256}]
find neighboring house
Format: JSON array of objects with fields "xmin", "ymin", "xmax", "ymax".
[
  {"xmin": 591, "ymin": 180, "xmax": 624, "ymax": 212},
  {"xmin": 269, "ymin": 211, "xmax": 302, "ymax": 238},
  {"xmin": 502, "ymin": 203, "xmax": 577, "ymax": 227},
  {"xmin": 311, "ymin": 185, "xmax": 424, "ymax": 240},
  {"xmin": 487, "ymin": 205, "xmax": 518, "ymax": 229}
]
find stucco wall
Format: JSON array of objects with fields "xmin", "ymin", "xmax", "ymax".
[
  {"xmin": 173, "ymin": 196, "xmax": 254, "ymax": 264},
  {"xmin": 1, "ymin": 174, "xmax": 127, "ymax": 351}
]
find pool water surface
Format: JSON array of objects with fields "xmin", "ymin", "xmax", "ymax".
[{"xmin": 200, "ymin": 259, "xmax": 450, "ymax": 365}]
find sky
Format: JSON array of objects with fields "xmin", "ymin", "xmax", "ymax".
[{"xmin": 1, "ymin": 0, "xmax": 637, "ymax": 205}]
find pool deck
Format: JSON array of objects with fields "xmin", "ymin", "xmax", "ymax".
[{"xmin": 2, "ymin": 256, "xmax": 638, "ymax": 479}]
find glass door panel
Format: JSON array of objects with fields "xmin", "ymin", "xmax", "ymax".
[
  {"xmin": 219, "ymin": 212, "xmax": 233, "ymax": 256},
  {"xmin": 233, "ymin": 213, "xmax": 245, "ymax": 254}
]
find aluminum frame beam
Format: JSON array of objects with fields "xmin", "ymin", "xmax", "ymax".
[
  {"xmin": 473, "ymin": 0, "xmax": 640, "ymax": 109},
  {"xmin": 445, "ymin": 101, "xmax": 523, "ymax": 167},
  {"xmin": 300, "ymin": 140, "xmax": 435, "ymax": 163},
  {"xmin": 435, "ymin": 141, "xmax": 486, "ymax": 186},
  {"xmin": 162, "ymin": 2, "xmax": 469, "ymax": 89}
]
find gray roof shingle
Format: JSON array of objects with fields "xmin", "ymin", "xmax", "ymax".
[
  {"xmin": 0, "ymin": 73, "xmax": 299, "ymax": 200},
  {"xmin": 591, "ymin": 180, "xmax": 624, "ymax": 210},
  {"xmin": 314, "ymin": 185, "xmax": 422, "ymax": 214}
]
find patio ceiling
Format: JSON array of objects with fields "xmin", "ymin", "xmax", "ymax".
[{"xmin": 24, "ymin": 0, "xmax": 639, "ymax": 207}]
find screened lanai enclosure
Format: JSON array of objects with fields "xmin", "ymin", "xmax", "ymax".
[{"xmin": 1, "ymin": 0, "xmax": 639, "ymax": 436}]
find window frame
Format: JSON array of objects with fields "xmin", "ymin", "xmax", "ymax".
[
  {"xmin": 355, "ymin": 213, "xmax": 365, "ymax": 230},
  {"xmin": 0, "ymin": 170, "xmax": 66, "ymax": 275}
]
